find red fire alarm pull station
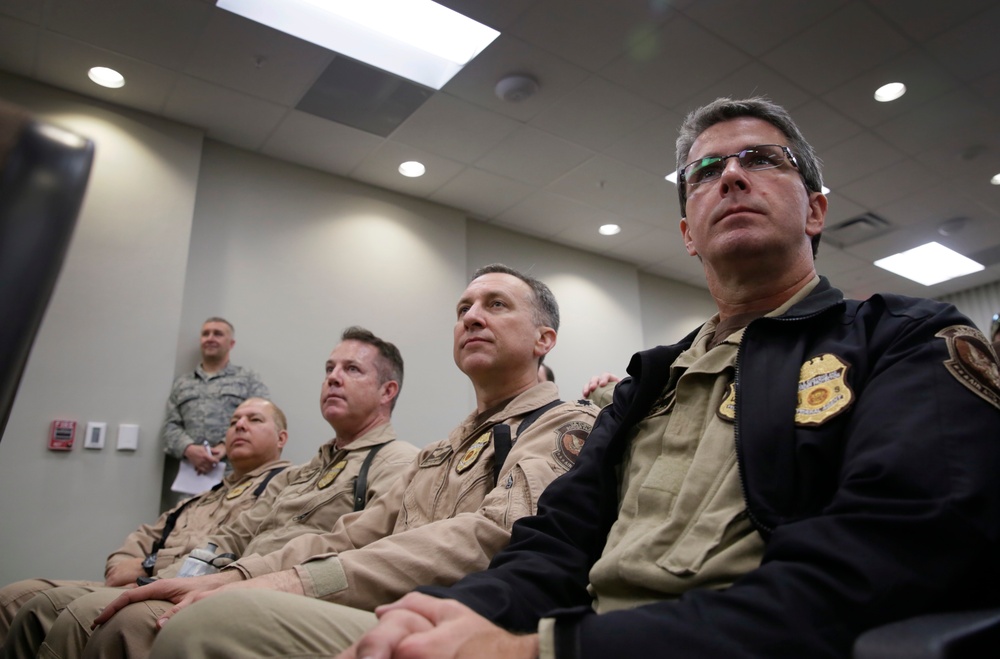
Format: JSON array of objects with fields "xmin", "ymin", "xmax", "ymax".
[{"xmin": 49, "ymin": 420, "xmax": 76, "ymax": 451}]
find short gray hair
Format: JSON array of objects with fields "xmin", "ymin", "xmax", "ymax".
[
  {"xmin": 675, "ymin": 97, "xmax": 824, "ymax": 256},
  {"xmin": 470, "ymin": 264, "xmax": 559, "ymax": 333}
]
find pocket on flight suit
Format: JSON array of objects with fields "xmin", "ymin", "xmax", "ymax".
[{"xmin": 493, "ymin": 457, "xmax": 555, "ymax": 530}]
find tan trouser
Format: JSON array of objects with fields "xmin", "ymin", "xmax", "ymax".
[
  {"xmin": 150, "ymin": 591, "xmax": 377, "ymax": 658},
  {"xmin": 0, "ymin": 579, "xmax": 99, "ymax": 643},
  {"xmin": 0, "ymin": 583, "xmax": 102, "ymax": 659}
]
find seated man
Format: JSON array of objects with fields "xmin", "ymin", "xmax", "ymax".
[
  {"xmin": 5, "ymin": 326, "xmax": 418, "ymax": 657},
  {"xmin": 166, "ymin": 98, "xmax": 999, "ymax": 659},
  {"xmin": 0, "ymin": 396, "xmax": 290, "ymax": 648},
  {"xmin": 70, "ymin": 264, "xmax": 598, "ymax": 659}
]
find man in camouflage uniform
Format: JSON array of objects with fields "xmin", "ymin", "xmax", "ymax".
[
  {"xmin": 161, "ymin": 317, "xmax": 269, "ymax": 507},
  {"xmin": 0, "ymin": 396, "xmax": 291, "ymax": 653}
]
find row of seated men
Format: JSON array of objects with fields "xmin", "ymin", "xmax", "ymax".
[
  {"xmin": 0, "ymin": 263, "xmax": 601, "ymax": 658},
  {"xmin": 3, "ymin": 96, "xmax": 1000, "ymax": 659}
]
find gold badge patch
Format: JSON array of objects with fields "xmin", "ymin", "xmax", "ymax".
[
  {"xmin": 716, "ymin": 382, "xmax": 736, "ymax": 422},
  {"xmin": 795, "ymin": 354, "xmax": 854, "ymax": 426},
  {"xmin": 317, "ymin": 460, "xmax": 348, "ymax": 489},
  {"xmin": 936, "ymin": 325, "xmax": 1000, "ymax": 410},
  {"xmin": 456, "ymin": 432, "xmax": 491, "ymax": 474},
  {"xmin": 225, "ymin": 481, "xmax": 252, "ymax": 499},
  {"xmin": 552, "ymin": 421, "xmax": 591, "ymax": 470}
]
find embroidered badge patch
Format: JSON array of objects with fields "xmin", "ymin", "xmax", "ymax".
[
  {"xmin": 317, "ymin": 460, "xmax": 348, "ymax": 489},
  {"xmin": 225, "ymin": 481, "xmax": 252, "ymax": 499},
  {"xmin": 418, "ymin": 444, "xmax": 453, "ymax": 468},
  {"xmin": 936, "ymin": 325, "xmax": 1000, "ymax": 410},
  {"xmin": 552, "ymin": 421, "xmax": 591, "ymax": 470},
  {"xmin": 716, "ymin": 382, "xmax": 736, "ymax": 422},
  {"xmin": 795, "ymin": 354, "xmax": 854, "ymax": 426},
  {"xmin": 456, "ymin": 432, "xmax": 491, "ymax": 474}
]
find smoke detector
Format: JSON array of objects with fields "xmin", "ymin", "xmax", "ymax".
[{"xmin": 495, "ymin": 74, "xmax": 539, "ymax": 102}]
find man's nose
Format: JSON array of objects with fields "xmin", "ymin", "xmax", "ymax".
[
  {"xmin": 463, "ymin": 302, "xmax": 485, "ymax": 327},
  {"xmin": 718, "ymin": 158, "xmax": 749, "ymax": 193}
]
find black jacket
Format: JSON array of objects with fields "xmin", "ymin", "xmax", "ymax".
[{"xmin": 422, "ymin": 278, "xmax": 1000, "ymax": 658}]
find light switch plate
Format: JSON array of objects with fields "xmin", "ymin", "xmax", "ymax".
[
  {"xmin": 116, "ymin": 423, "xmax": 139, "ymax": 451},
  {"xmin": 84, "ymin": 421, "xmax": 106, "ymax": 449}
]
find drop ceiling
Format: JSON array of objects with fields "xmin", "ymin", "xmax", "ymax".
[{"xmin": 1, "ymin": 0, "xmax": 998, "ymax": 299}]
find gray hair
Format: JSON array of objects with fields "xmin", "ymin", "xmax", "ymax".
[
  {"xmin": 470, "ymin": 264, "xmax": 560, "ymax": 333},
  {"xmin": 340, "ymin": 326, "xmax": 404, "ymax": 410},
  {"xmin": 675, "ymin": 97, "xmax": 824, "ymax": 256}
]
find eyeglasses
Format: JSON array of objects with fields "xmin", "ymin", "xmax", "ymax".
[{"xmin": 679, "ymin": 144, "xmax": 799, "ymax": 190}]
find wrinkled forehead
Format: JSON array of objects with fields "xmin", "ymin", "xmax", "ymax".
[
  {"xmin": 234, "ymin": 398, "xmax": 272, "ymax": 419},
  {"xmin": 688, "ymin": 117, "xmax": 789, "ymax": 160},
  {"xmin": 461, "ymin": 272, "xmax": 531, "ymax": 301},
  {"xmin": 328, "ymin": 339, "xmax": 376, "ymax": 365}
]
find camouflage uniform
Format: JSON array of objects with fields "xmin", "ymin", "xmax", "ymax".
[{"xmin": 161, "ymin": 363, "xmax": 269, "ymax": 459}]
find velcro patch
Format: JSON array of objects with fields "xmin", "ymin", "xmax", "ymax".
[
  {"xmin": 936, "ymin": 325, "xmax": 1000, "ymax": 410},
  {"xmin": 418, "ymin": 445, "xmax": 453, "ymax": 468},
  {"xmin": 552, "ymin": 421, "xmax": 591, "ymax": 470},
  {"xmin": 795, "ymin": 354, "xmax": 854, "ymax": 426}
]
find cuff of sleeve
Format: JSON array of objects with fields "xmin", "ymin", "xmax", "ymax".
[
  {"xmin": 588, "ymin": 383, "xmax": 615, "ymax": 408},
  {"xmin": 538, "ymin": 618, "xmax": 557, "ymax": 659},
  {"xmin": 227, "ymin": 553, "xmax": 268, "ymax": 579},
  {"xmin": 298, "ymin": 556, "xmax": 348, "ymax": 599}
]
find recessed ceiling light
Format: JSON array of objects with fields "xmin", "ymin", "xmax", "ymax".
[
  {"xmin": 88, "ymin": 66, "xmax": 125, "ymax": 88},
  {"xmin": 874, "ymin": 82, "xmax": 906, "ymax": 102},
  {"xmin": 598, "ymin": 224, "xmax": 621, "ymax": 236},
  {"xmin": 874, "ymin": 241, "xmax": 983, "ymax": 286},
  {"xmin": 991, "ymin": 173, "xmax": 1000, "ymax": 185},
  {"xmin": 398, "ymin": 161, "xmax": 426, "ymax": 177},
  {"xmin": 218, "ymin": 0, "xmax": 499, "ymax": 90}
]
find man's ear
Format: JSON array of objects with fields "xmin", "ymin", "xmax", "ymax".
[
  {"xmin": 276, "ymin": 429, "xmax": 288, "ymax": 450},
  {"xmin": 381, "ymin": 380, "xmax": 400, "ymax": 407},
  {"xmin": 534, "ymin": 326, "xmax": 557, "ymax": 359},
  {"xmin": 680, "ymin": 218, "xmax": 698, "ymax": 256},
  {"xmin": 805, "ymin": 191, "xmax": 827, "ymax": 238}
]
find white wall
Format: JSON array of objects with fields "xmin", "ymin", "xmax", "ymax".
[
  {"xmin": 0, "ymin": 73, "xmax": 203, "ymax": 583},
  {"xmin": 0, "ymin": 76, "xmax": 718, "ymax": 586}
]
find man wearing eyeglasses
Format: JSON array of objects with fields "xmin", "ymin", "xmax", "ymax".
[{"xmin": 153, "ymin": 98, "xmax": 1000, "ymax": 659}]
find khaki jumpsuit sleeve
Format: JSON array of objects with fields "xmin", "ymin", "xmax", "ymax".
[
  {"xmin": 228, "ymin": 459, "xmax": 419, "ymax": 579},
  {"xmin": 295, "ymin": 403, "xmax": 597, "ymax": 611},
  {"xmin": 103, "ymin": 509, "xmax": 172, "ymax": 576}
]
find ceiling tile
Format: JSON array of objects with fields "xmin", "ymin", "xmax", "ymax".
[
  {"xmin": 261, "ymin": 110, "xmax": 383, "ymax": 178},
  {"xmin": 35, "ymin": 32, "xmax": 177, "ymax": 116},
  {"xmin": 602, "ymin": 110, "xmax": 684, "ymax": 178},
  {"xmin": 605, "ymin": 225, "xmax": 690, "ymax": 267},
  {"xmin": 789, "ymin": 98, "xmax": 864, "ymax": 152},
  {"xmin": 868, "ymin": 0, "xmax": 998, "ymax": 41},
  {"xmin": 547, "ymin": 154, "xmax": 675, "ymax": 225},
  {"xmin": 508, "ymin": 0, "xmax": 675, "ymax": 73},
  {"xmin": 390, "ymin": 92, "xmax": 520, "ymax": 164},
  {"xmin": 925, "ymin": 5, "xmax": 1000, "ymax": 83},
  {"xmin": 683, "ymin": 0, "xmax": 847, "ymax": 56},
  {"xmin": 676, "ymin": 61, "xmax": 813, "ymax": 117},
  {"xmin": 762, "ymin": 2, "xmax": 910, "ymax": 96},
  {"xmin": 443, "ymin": 35, "xmax": 591, "ymax": 123},
  {"xmin": 600, "ymin": 13, "xmax": 749, "ymax": 109},
  {"xmin": 44, "ymin": 0, "xmax": 213, "ymax": 70},
  {"xmin": 183, "ymin": 9, "xmax": 334, "ymax": 106},
  {"xmin": 0, "ymin": 0, "xmax": 44, "ymax": 23},
  {"xmin": 875, "ymin": 88, "xmax": 996, "ymax": 158},
  {"xmin": 350, "ymin": 140, "xmax": 465, "ymax": 198},
  {"xmin": 474, "ymin": 125, "xmax": 593, "ymax": 186},
  {"xmin": 429, "ymin": 167, "xmax": 535, "ymax": 218},
  {"xmin": 495, "ymin": 191, "xmax": 615, "ymax": 237},
  {"xmin": 0, "ymin": 14, "xmax": 39, "ymax": 77},
  {"xmin": 820, "ymin": 130, "xmax": 906, "ymax": 187},
  {"xmin": 834, "ymin": 158, "xmax": 939, "ymax": 213},
  {"xmin": 434, "ymin": 0, "xmax": 539, "ymax": 31},
  {"xmin": 529, "ymin": 74, "xmax": 662, "ymax": 151},
  {"xmin": 163, "ymin": 75, "xmax": 286, "ymax": 151}
]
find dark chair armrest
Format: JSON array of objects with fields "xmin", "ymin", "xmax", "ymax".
[{"xmin": 853, "ymin": 609, "xmax": 1000, "ymax": 659}]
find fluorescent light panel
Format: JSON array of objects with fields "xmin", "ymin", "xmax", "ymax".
[
  {"xmin": 874, "ymin": 241, "xmax": 983, "ymax": 286},
  {"xmin": 218, "ymin": 0, "xmax": 499, "ymax": 90}
]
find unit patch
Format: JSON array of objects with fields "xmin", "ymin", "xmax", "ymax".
[
  {"xmin": 456, "ymin": 432, "xmax": 491, "ymax": 474},
  {"xmin": 316, "ymin": 460, "xmax": 348, "ymax": 489},
  {"xmin": 936, "ymin": 325, "xmax": 1000, "ymax": 410},
  {"xmin": 552, "ymin": 421, "xmax": 591, "ymax": 470},
  {"xmin": 418, "ymin": 444, "xmax": 453, "ymax": 468},
  {"xmin": 716, "ymin": 382, "xmax": 736, "ymax": 422},
  {"xmin": 795, "ymin": 354, "xmax": 854, "ymax": 426},
  {"xmin": 225, "ymin": 481, "xmax": 252, "ymax": 499}
]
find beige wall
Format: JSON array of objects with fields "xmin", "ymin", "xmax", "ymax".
[{"xmin": 0, "ymin": 74, "xmax": 716, "ymax": 585}]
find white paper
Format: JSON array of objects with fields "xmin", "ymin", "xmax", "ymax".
[{"xmin": 170, "ymin": 459, "xmax": 225, "ymax": 495}]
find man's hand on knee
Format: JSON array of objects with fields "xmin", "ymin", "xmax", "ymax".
[
  {"xmin": 337, "ymin": 592, "xmax": 538, "ymax": 659},
  {"xmin": 155, "ymin": 569, "xmax": 305, "ymax": 628},
  {"xmin": 92, "ymin": 572, "xmax": 240, "ymax": 629}
]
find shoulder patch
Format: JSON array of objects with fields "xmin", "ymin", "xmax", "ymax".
[
  {"xmin": 795, "ymin": 353, "xmax": 854, "ymax": 426},
  {"xmin": 552, "ymin": 421, "xmax": 591, "ymax": 469},
  {"xmin": 936, "ymin": 325, "xmax": 1000, "ymax": 410},
  {"xmin": 316, "ymin": 460, "xmax": 348, "ymax": 489},
  {"xmin": 456, "ymin": 432, "xmax": 491, "ymax": 474}
]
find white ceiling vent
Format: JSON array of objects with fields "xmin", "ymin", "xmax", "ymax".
[{"xmin": 824, "ymin": 213, "xmax": 892, "ymax": 248}]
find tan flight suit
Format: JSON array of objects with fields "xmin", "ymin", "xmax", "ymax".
[
  {"xmin": 11, "ymin": 424, "xmax": 416, "ymax": 659},
  {"xmin": 88, "ymin": 383, "xmax": 598, "ymax": 659},
  {"xmin": 0, "ymin": 457, "xmax": 289, "ymax": 650}
]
